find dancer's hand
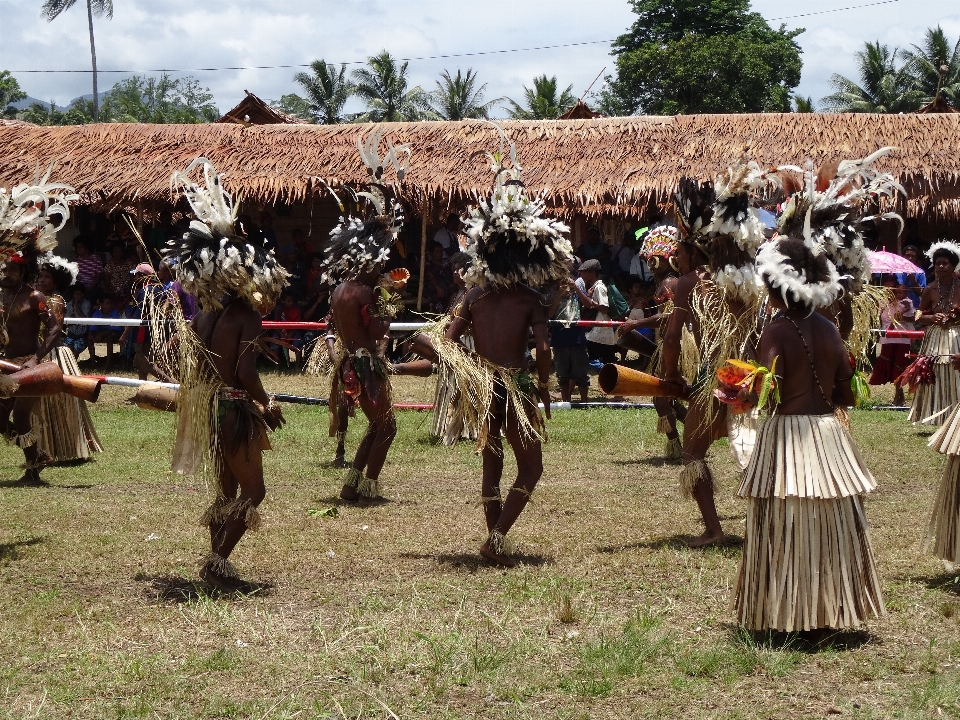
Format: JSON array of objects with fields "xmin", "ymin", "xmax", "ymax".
[
  {"xmin": 264, "ymin": 399, "xmax": 285, "ymax": 430},
  {"xmin": 539, "ymin": 385, "xmax": 552, "ymax": 420},
  {"xmin": 660, "ymin": 375, "xmax": 690, "ymax": 400}
]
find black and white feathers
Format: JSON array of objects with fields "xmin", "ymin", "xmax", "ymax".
[
  {"xmin": 38, "ymin": 252, "xmax": 79, "ymax": 292},
  {"xmin": 0, "ymin": 164, "xmax": 78, "ymax": 257}
]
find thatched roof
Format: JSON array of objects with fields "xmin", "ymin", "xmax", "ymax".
[
  {"xmin": 917, "ymin": 96, "xmax": 959, "ymax": 114},
  {"xmin": 559, "ymin": 100, "xmax": 602, "ymax": 120},
  {"xmin": 217, "ymin": 90, "xmax": 307, "ymax": 126},
  {"xmin": 1, "ymin": 113, "xmax": 959, "ymax": 221}
]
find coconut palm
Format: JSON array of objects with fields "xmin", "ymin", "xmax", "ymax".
[
  {"xmin": 293, "ymin": 60, "xmax": 356, "ymax": 124},
  {"xmin": 429, "ymin": 69, "xmax": 501, "ymax": 121},
  {"xmin": 900, "ymin": 26, "xmax": 960, "ymax": 108},
  {"xmin": 352, "ymin": 51, "xmax": 434, "ymax": 122},
  {"xmin": 504, "ymin": 75, "xmax": 576, "ymax": 120},
  {"xmin": 41, "ymin": 0, "xmax": 113, "ymax": 122},
  {"xmin": 821, "ymin": 41, "xmax": 924, "ymax": 113},
  {"xmin": 792, "ymin": 95, "xmax": 815, "ymax": 113}
]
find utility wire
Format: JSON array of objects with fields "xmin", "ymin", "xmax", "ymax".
[{"xmin": 8, "ymin": 0, "xmax": 905, "ymax": 75}]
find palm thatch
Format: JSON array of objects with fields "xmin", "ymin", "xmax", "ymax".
[
  {"xmin": 1, "ymin": 114, "xmax": 959, "ymax": 220},
  {"xmin": 217, "ymin": 90, "xmax": 308, "ymax": 126}
]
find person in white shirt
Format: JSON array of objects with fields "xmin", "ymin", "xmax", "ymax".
[
  {"xmin": 573, "ymin": 259, "xmax": 617, "ymax": 365},
  {"xmin": 433, "ymin": 214, "xmax": 461, "ymax": 258}
]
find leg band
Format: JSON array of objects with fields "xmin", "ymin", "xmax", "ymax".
[
  {"xmin": 201, "ymin": 552, "xmax": 239, "ymax": 579},
  {"xmin": 357, "ymin": 475, "xmax": 380, "ymax": 498},
  {"xmin": 488, "ymin": 529, "xmax": 508, "ymax": 556},
  {"xmin": 9, "ymin": 428, "xmax": 38, "ymax": 449},
  {"xmin": 342, "ymin": 467, "xmax": 362, "ymax": 489},
  {"xmin": 664, "ymin": 436, "xmax": 683, "ymax": 461},
  {"xmin": 336, "ymin": 431, "xmax": 346, "ymax": 444},
  {"xmin": 679, "ymin": 459, "xmax": 713, "ymax": 499}
]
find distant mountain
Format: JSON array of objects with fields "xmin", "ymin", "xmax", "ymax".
[
  {"xmin": 9, "ymin": 96, "xmax": 70, "ymax": 112},
  {"xmin": 68, "ymin": 91, "xmax": 110, "ymax": 106}
]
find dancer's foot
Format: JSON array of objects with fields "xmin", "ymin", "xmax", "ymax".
[
  {"xmin": 199, "ymin": 564, "xmax": 244, "ymax": 593},
  {"xmin": 332, "ymin": 453, "xmax": 348, "ymax": 468},
  {"xmin": 14, "ymin": 469, "xmax": 46, "ymax": 486},
  {"xmin": 480, "ymin": 539, "xmax": 517, "ymax": 567},
  {"xmin": 686, "ymin": 530, "xmax": 725, "ymax": 548},
  {"xmin": 339, "ymin": 484, "xmax": 359, "ymax": 501}
]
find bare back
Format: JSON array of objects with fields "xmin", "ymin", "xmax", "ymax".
[
  {"xmin": 194, "ymin": 302, "xmax": 261, "ymax": 390},
  {"xmin": 759, "ymin": 312, "xmax": 852, "ymax": 415},
  {"xmin": 457, "ymin": 286, "xmax": 546, "ymax": 368},
  {"xmin": 330, "ymin": 280, "xmax": 389, "ymax": 355}
]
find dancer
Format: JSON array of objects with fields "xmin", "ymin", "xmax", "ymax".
[
  {"xmin": 660, "ymin": 165, "xmax": 770, "ymax": 547},
  {"xmin": 35, "ymin": 252, "xmax": 102, "ymax": 462},
  {"xmin": 0, "ymin": 171, "xmax": 78, "ymax": 483},
  {"xmin": 437, "ymin": 122, "xmax": 574, "ymax": 566},
  {"xmin": 925, "ymin": 353, "xmax": 960, "ymax": 566},
  {"xmin": 617, "ymin": 224, "xmax": 686, "ymax": 460},
  {"xmin": 168, "ymin": 158, "xmax": 288, "ymax": 591},
  {"xmin": 734, "ymin": 236, "xmax": 884, "ymax": 633},
  {"xmin": 908, "ymin": 241, "xmax": 960, "ymax": 425},
  {"xmin": 319, "ymin": 129, "xmax": 410, "ymax": 501}
]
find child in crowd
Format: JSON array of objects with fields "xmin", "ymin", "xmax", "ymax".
[
  {"xmin": 869, "ymin": 276, "xmax": 915, "ymax": 406},
  {"xmin": 64, "ymin": 283, "xmax": 92, "ymax": 359},
  {"xmin": 89, "ymin": 295, "xmax": 124, "ymax": 370}
]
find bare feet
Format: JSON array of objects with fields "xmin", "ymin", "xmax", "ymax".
[
  {"xmin": 15, "ymin": 469, "xmax": 46, "ymax": 486},
  {"xmin": 339, "ymin": 484, "xmax": 359, "ymax": 501},
  {"xmin": 480, "ymin": 540, "xmax": 517, "ymax": 567},
  {"xmin": 199, "ymin": 564, "xmax": 247, "ymax": 593},
  {"xmin": 686, "ymin": 530, "xmax": 725, "ymax": 549},
  {"xmin": 333, "ymin": 453, "xmax": 348, "ymax": 468}
]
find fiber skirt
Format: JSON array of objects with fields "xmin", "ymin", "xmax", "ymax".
[
  {"xmin": 908, "ymin": 325, "xmax": 960, "ymax": 426},
  {"xmin": 868, "ymin": 343, "xmax": 909, "ymax": 386},
  {"xmin": 928, "ymin": 455, "xmax": 960, "ymax": 563},
  {"xmin": 35, "ymin": 346, "xmax": 102, "ymax": 461}
]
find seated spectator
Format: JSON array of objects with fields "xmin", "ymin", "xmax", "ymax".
[
  {"xmin": 422, "ymin": 242, "xmax": 455, "ymax": 313},
  {"xmin": 869, "ymin": 276, "xmax": 915, "ymax": 406},
  {"xmin": 64, "ymin": 284, "xmax": 91, "ymax": 360},
  {"xmin": 101, "ymin": 243, "xmax": 135, "ymax": 299},
  {"xmin": 157, "ymin": 259, "xmax": 196, "ymax": 320},
  {"xmin": 73, "ymin": 236, "xmax": 103, "ymax": 298},
  {"xmin": 89, "ymin": 295, "xmax": 124, "ymax": 369},
  {"xmin": 608, "ymin": 229, "xmax": 638, "ymax": 277},
  {"xmin": 433, "ymin": 213, "xmax": 461, "ymax": 258},
  {"xmin": 578, "ymin": 226, "xmax": 608, "ymax": 262}
]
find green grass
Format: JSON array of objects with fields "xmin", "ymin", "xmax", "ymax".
[{"xmin": 0, "ymin": 371, "xmax": 959, "ymax": 717}]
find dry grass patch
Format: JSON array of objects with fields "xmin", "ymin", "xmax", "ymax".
[{"xmin": 1, "ymin": 369, "xmax": 959, "ymax": 718}]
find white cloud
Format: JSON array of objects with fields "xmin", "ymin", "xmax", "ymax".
[{"xmin": 0, "ymin": 0, "xmax": 956, "ymax": 114}]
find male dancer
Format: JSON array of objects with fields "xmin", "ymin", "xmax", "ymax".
[{"xmin": 168, "ymin": 158, "xmax": 287, "ymax": 591}]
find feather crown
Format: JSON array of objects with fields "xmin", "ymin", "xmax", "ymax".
[
  {"xmin": 640, "ymin": 224, "xmax": 679, "ymax": 260},
  {"xmin": 926, "ymin": 240, "xmax": 960, "ymax": 265},
  {"xmin": 38, "ymin": 252, "xmax": 79, "ymax": 291},
  {"xmin": 756, "ymin": 238, "xmax": 841, "ymax": 310},
  {"xmin": 169, "ymin": 158, "xmax": 289, "ymax": 312},
  {"xmin": 320, "ymin": 127, "xmax": 411, "ymax": 286},
  {"xmin": 460, "ymin": 121, "xmax": 574, "ymax": 291},
  {"xmin": 776, "ymin": 147, "xmax": 904, "ymax": 293},
  {"xmin": 0, "ymin": 164, "xmax": 78, "ymax": 264}
]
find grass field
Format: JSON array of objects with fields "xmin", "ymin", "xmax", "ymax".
[{"xmin": 1, "ymin": 370, "xmax": 959, "ymax": 719}]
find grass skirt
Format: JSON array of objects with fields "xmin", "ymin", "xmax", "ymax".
[
  {"xmin": 734, "ymin": 414, "xmax": 884, "ymax": 631},
  {"xmin": 908, "ymin": 325, "xmax": 960, "ymax": 426},
  {"xmin": 432, "ymin": 364, "xmax": 478, "ymax": 445},
  {"xmin": 35, "ymin": 346, "xmax": 102, "ymax": 461},
  {"xmin": 926, "ymin": 403, "xmax": 960, "ymax": 562}
]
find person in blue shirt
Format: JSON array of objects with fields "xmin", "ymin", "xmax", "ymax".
[{"xmin": 897, "ymin": 245, "xmax": 928, "ymax": 307}]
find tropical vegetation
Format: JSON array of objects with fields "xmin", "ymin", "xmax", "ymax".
[{"xmin": 504, "ymin": 75, "xmax": 576, "ymax": 119}]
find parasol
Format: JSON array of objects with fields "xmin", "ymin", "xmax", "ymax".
[{"xmin": 868, "ymin": 249, "xmax": 923, "ymax": 275}]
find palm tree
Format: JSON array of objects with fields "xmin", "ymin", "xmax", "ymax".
[
  {"xmin": 429, "ymin": 69, "xmax": 501, "ymax": 121},
  {"xmin": 821, "ymin": 41, "xmax": 924, "ymax": 113},
  {"xmin": 792, "ymin": 95, "xmax": 815, "ymax": 113},
  {"xmin": 41, "ymin": 0, "xmax": 113, "ymax": 122},
  {"xmin": 293, "ymin": 60, "xmax": 356, "ymax": 124},
  {"xmin": 352, "ymin": 51, "xmax": 434, "ymax": 122},
  {"xmin": 504, "ymin": 75, "xmax": 576, "ymax": 119},
  {"xmin": 900, "ymin": 26, "xmax": 960, "ymax": 108}
]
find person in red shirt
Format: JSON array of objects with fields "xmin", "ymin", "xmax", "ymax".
[{"xmin": 268, "ymin": 290, "xmax": 304, "ymax": 364}]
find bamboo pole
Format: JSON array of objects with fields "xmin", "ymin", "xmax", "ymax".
[{"xmin": 417, "ymin": 197, "xmax": 430, "ymax": 311}]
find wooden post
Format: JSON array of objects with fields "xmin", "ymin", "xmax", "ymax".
[{"xmin": 417, "ymin": 198, "xmax": 430, "ymax": 311}]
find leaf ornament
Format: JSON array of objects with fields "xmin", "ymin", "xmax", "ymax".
[
  {"xmin": 894, "ymin": 354, "xmax": 935, "ymax": 393},
  {"xmin": 714, "ymin": 357, "xmax": 780, "ymax": 414}
]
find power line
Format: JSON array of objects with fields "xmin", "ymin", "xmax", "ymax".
[{"xmin": 8, "ymin": 0, "xmax": 906, "ymax": 75}]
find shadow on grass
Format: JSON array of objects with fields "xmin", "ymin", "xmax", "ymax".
[
  {"xmin": 911, "ymin": 572, "xmax": 960, "ymax": 596},
  {"xmin": 598, "ymin": 534, "xmax": 744, "ymax": 554},
  {"xmin": 612, "ymin": 458, "xmax": 683, "ymax": 468},
  {"xmin": 312, "ymin": 495, "xmax": 395, "ymax": 507},
  {"xmin": 0, "ymin": 535, "xmax": 44, "ymax": 562},
  {"xmin": 400, "ymin": 551, "xmax": 553, "ymax": 570},
  {"xmin": 0, "ymin": 476, "xmax": 93, "ymax": 489},
  {"xmin": 138, "ymin": 573, "xmax": 274, "ymax": 604},
  {"xmin": 725, "ymin": 623, "xmax": 876, "ymax": 653}
]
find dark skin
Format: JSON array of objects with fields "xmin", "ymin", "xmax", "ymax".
[
  {"xmin": 331, "ymin": 266, "xmax": 396, "ymax": 500},
  {"xmin": 544, "ymin": 274, "xmax": 588, "ymax": 403},
  {"xmin": 193, "ymin": 297, "xmax": 284, "ymax": 568},
  {"xmin": 446, "ymin": 284, "xmax": 552, "ymax": 567},
  {"xmin": 916, "ymin": 257, "xmax": 960, "ymax": 327},
  {"xmin": 659, "ymin": 242, "xmax": 729, "ymax": 548},
  {"xmin": 324, "ymin": 314, "xmax": 349, "ymax": 467},
  {"xmin": 0, "ymin": 263, "xmax": 61, "ymax": 482}
]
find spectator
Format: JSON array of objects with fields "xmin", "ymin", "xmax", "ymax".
[
  {"xmin": 101, "ymin": 243, "xmax": 135, "ymax": 299},
  {"xmin": 73, "ymin": 236, "xmax": 103, "ymax": 296},
  {"xmin": 260, "ymin": 212, "xmax": 278, "ymax": 253},
  {"xmin": 433, "ymin": 214, "xmax": 461, "ymax": 257},
  {"xmin": 158, "ymin": 260, "xmax": 197, "ymax": 320},
  {"xmin": 629, "ymin": 228, "xmax": 655, "ymax": 282},
  {"xmin": 149, "ymin": 210, "xmax": 175, "ymax": 257},
  {"xmin": 574, "ymin": 258, "xmax": 617, "ymax": 366},
  {"xmin": 578, "ymin": 226, "xmax": 607, "ymax": 261},
  {"xmin": 89, "ymin": 295, "xmax": 124, "ymax": 369},
  {"xmin": 547, "ymin": 260, "xmax": 589, "ymax": 402},
  {"xmin": 869, "ymin": 276, "xmax": 914, "ymax": 406},
  {"xmin": 122, "ymin": 264, "xmax": 169, "ymax": 381},
  {"xmin": 422, "ymin": 242, "xmax": 455, "ymax": 312},
  {"xmin": 899, "ymin": 244, "xmax": 928, "ymax": 306},
  {"xmin": 268, "ymin": 290, "xmax": 304, "ymax": 365},
  {"xmin": 64, "ymin": 284, "xmax": 91, "ymax": 359},
  {"xmin": 609, "ymin": 230, "xmax": 638, "ymax": 276}
]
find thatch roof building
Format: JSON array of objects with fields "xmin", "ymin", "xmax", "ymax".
[
  {"xmin": 217, "ymin": 90, "xmax": 307, "ymax": 126},
  {"xmin": 1, "ymin": 113, "xmax": 959, "ymax": 227}
]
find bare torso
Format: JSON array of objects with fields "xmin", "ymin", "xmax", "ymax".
[
  {"xmin": 461, "ymin": 286, "xmax": 546, "ymax": 367},
  {"xmin": 193, "ymin": 301, "xmax": 264, "ymax": 397},
  {"xmin": 2, "ymin": 286, "xmax": 55, "ymax": 360},
  {"xmin": 331, "ymin": 280, "xmax": 390, "ymax": 355}
]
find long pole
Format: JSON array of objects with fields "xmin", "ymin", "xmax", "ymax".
[
  {"xmin": 86, "ymin": 0, "xmax": 99, "ymax": 122},
  {"xmin": 417, "ymin": 198, "xmax": 429, "ymax": 311}
]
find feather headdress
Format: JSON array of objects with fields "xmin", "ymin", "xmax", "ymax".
[
  {"xmin": 756, "ymin": 238, "xmax": 842, "ymax": 310},
  {"xmin": 640, "ymin": 224, "xmax": 679, "ymax": 261},
  {"xmin": 169, "ymin": 158, "xmax": 289, "ymax": 312},
  {"xmin": 926, "ymin": 240, "xmax": 960, "ymax": 265},
  {"xmin": 460, "ymin": 121, "xmax": 574, "ymax": 290},
  {"xmin": 675, "ymin": 159, "xmax": 773, "ymax": 304},
  {"xmin": 320, "ymin": 128, "xmax": 410, "ymax": 286},
  {"xmin": 0, "ymin": 165, "xmax": 78, "ymax": 276},
  {"xmin": 776, "ymin": 147, "xmax": 904, "ymax": 293},
  {"xmin": 37, "ymin": 252, "xmax": 79, "ymax": 292}
]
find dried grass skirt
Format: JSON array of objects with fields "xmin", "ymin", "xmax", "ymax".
[
  {"xmin": 432, "ymin": 364, "xmax": 478, "ymax": 445},
  {"xmin": 927, "ymin": 403, "xmax": 960, "ymax": 562},
  {"xmin": 734, "ymin": 414, "xmax": 884, "ymax": 631},
  {"xmin": 908, "ymin": 325, "xmax": 960, "ymax": 426},
  {"xmin": 34, "ymin": 346, "xmax": 102, "ymax": 461}
]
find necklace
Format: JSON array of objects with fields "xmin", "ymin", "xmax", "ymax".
[
  {"xmin": 935, "ymin": 277, "xmax": 957, "ymax": 314},
  {"xmin": 782, "ymin": 314, "xmax": 834, "ymax": 410}
]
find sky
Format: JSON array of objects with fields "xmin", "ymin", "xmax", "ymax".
[{"xmin": 1, "ymin": 0, "xmax": 958, "ymax": 116}]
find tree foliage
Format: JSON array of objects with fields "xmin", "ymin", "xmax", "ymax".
[
  {"xmin": 900, "ymin": 26, "xmax": 960, "ymax": 108},
  {"xmin": 0, "ymin": 71, "xmax": 27, "ymax": 118},
  {"xmin": 821, "ymin": 41, "xmax": 925, "ymax": 113},
  {"xmin": 429, "ymin": 69, "xmax": 500, "ymax": 120},
  {"xmin": 601, "ymin": 0, "xmax": 803, "ymax": 115},
  {"xmin": 352, "ymin": 51, "xmax": 433, "ymax": 122},
  {"xmin": 292, "ymin": 60, "xmax": 355, "ymax": 124},
  {"xmin": 97, "ymin": 75, "xmax": 218, "ymax": 123},
  {"xmin": 504, "ymin": 75, "xmax": 575, "ymax": 119},
  {"xmin": 269, "ymin": 94, "xmax": 314, "ymax": 121}
]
